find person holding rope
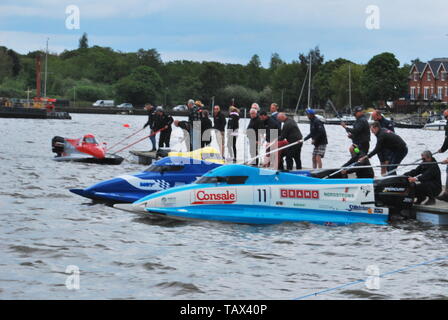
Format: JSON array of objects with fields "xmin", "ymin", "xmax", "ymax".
[
  {"xmin": 258, "ymin": 111, "xmax": 280, "ymax": 168},
  {"xmin": 153, "ymin": 106, "xmax": 173, "ymax": 149},
  {"xmin": 303, "ymin": 109, "xmax": 327, "ymax": 169},
  {"xmin": 227, "ymin": 106, "xmax": 240, "ymax": 163},
  {"xmin": 404, "ymin": 150, "xmax": 441, "ymax": 205},
  {"xmin": 143, "ymin": 103, "xmax": 157, "ymax": 151},
  {"xmin": 359, "ymin": 121, "xmax": 408, "ymax": 175},
  {"xmin": 277, "ymin": 112, "xmax": 303, "ymax": 170},
  {"xmin": 341, "ymin": 106, "xmax": 370, "ymax": 154},
  {"xmin": 436, "ymin": 109, "xmax": 448, "ymax": 202},
  {"xmin": 339, "ymin": 144, "xmax": 374, "ymax": 178},
  {"xmin": 372, "ymin": 110, "xmax": 395, "ymax": 175}
]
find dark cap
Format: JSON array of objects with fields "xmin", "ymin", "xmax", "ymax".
[
  {"xmin": 353, "ymin": 106, "xmax": 364, "ymax": 114},
  {"xmin": 259, "ymin": 111, "xmax": 268, "ymax": 116}
]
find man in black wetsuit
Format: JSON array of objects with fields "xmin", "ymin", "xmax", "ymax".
[
  {"xmin": 372, "ymin": 110, "xmax": 395, "ymax": 175},
  {"xmin": 340, "ymin": 144, "xmax": 374, "ymax": 178},
  {"xmin": 341, "ymin": 106, "xmax": 370, "ymax": 153},
  {"xmin": 143, "ymin": 103, "xmax": 156, "ymax": 151},
  {"xmin": 404, "ymin": 150, "xmax": 441, "ymax": 205},
  {"xmin": 153, "ymin": 107, "xmax": 174, "ymax": 149},
  {"xmin": 359, "ymin": 121, "xmax": 408, "ymax": 175},
  {"xmin": 187, "ymin": 99, "xmax": 202, "ymax": 150}
]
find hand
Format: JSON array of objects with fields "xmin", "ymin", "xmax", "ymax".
[
  {"xmin": 408, "ymin": 177, "xmax": 418, "ymax": 183},
  {"xmin": 341, "ymin": 170, "xmax": 347, "ymax": 175},
  {"xmin": 341, "ymin": 122, "xmax": 347, "ymax": 128},
  {"xmin": 311, "ymin": 139, "xmax": 315, "ymax": 145},
  {"xmin": 443, "ymin": 159, "xmax": 448, "ymax": 164},
  {"xmin": 358, "ymin": 156, "xmax": 367, "ymax": 163}
]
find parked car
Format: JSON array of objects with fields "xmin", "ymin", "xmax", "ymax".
[
  {"xmin": 173, "ymin": 104, "xmax": 188, "ymax": 111},
  {"xmin": 117, "ymin": 103, "xmax": 133, "ymax": 109},
  {"xmin": 93, "ymin": 100, "xmax": 115, "ymax": 107}
]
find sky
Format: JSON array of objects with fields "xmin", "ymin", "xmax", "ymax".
[{"xmin": 1, "ymin": 0, "xmax": 448, "ymax": 67}]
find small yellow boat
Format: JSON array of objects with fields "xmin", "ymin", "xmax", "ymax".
[{"xmin": 168, "ymin": 147, "xmax": 225, "ymax": 164}]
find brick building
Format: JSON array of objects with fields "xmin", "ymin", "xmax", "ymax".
[{"xmin": 409, "ymin": 58, "xmax": 448, "ymax": 103}]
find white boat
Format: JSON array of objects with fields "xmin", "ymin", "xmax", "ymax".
[{"xmin": 423, "ymin": 115, "xmax": 446, "ymax": 131}]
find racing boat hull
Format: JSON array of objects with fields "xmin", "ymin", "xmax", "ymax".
[{"xmin": 123, "ymin": 165, "xmax": 413, "ymax": 226}]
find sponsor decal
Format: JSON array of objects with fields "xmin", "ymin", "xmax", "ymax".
[
  {"xmin": 192, "ymin": 189, "xmax": 237, "ymax": 205},
  {"xmin": 347, "ymin": 205, "xmax": 384, "ymax": 215},
  {"xmin": 280, "ymin": 189, "xmax": 319, "ymax": 199},
  {"xmin": 323, "ymin": 192, "xmax": 355, "ymax": 198},
  {"xmin": 383, "ymin": 187, "xmax": 406, "ymax": 192}
]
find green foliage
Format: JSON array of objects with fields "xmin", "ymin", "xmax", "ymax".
[
  {"xmin": 115, "ymin": 66, "xmax": 162, "ymax": 105},
  {"xmin": 217, "ymin": 85, "xmax": 259, "ymax": 110},
  {"xmin": 79, "ymin": 33, "xmax": 88, "ymax": 49},
  {"xmin": 361, "ymin": 52, "xmax": 402, "ymax": 105},
  {"xmin": 329, "ymin": 63, "xmax": 365, "ymax": 110}
]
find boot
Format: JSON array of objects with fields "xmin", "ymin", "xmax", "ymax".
[
  {"xmin": 436, "ymin": 193, "xmax": 448, "ymax": 202},
  {"xmin": 424, "ymin": 197, "xmax": 436, "ymax": 206}
]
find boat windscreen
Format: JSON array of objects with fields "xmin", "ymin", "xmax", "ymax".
[
  {"xmin": 144, "ymin": 164, "xmax": 184, "ymax": 172},
  {"xmin": 83, "ymin": 137, "xmax": 98, "ymax": 144},
  {"xmin": 196, "ymin": 176, "xmax": 248, "ymax": 185}
]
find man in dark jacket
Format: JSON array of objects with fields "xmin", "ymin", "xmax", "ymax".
[
  {"xmin": 247, "ymin": 108, "xmax": 264, "ymax": 165},
  {"xmin": 404, "ymin": 151, "xmax": 441, "ymax": 205},
  {"xmin": 153, "ymin": 107, "xmax": 174, "ymax": 148},
  {"xmin": 372, "ymin": 110, "xmax": 395, "ymax": 175},
  {"xmin": 304, "ymin": 109, "xmax": 328, "ymax": 169},
  {"xmin": 437, "ymin": 109, "xmax": 448, "ymax": 201},
  {"xmin": 340, "ymin": 144, "xmax": 374, "ymax": 178},
  {"xmin": 174, "ymin": 120, "xmax": 191, "ymax": 150},
  {"xmin": 259, "ymin": 111, "xmax": 280, "ymax": 143},
  {"xmin": 213, "ymin": 105, "xmax": 226, "ymax": 155},
  {"xmin": 201, "ymin": 109, "xmax": 213, "ymax": 147},
  {"xmin": 143, "ymin": 103, "xmax": 157, "ymax": 151},
  {"xmin": 187, "ymin": 99, "xmax": 202, "ymax": 150},
  {"xmin": 359, "ymin": 121, "xmax": 408, "ymax": 175},
  {"xmin": 341, "ymin": 106, "xmax": 370, "ymax": 153},
  {"xmin": 278, "ymin": 112, "xmax": 303, "ymax": 170}
]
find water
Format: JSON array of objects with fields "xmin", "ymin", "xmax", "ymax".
[{"xmin": 0, "ymin": 113, "xmax": 447, "ymax": 300}]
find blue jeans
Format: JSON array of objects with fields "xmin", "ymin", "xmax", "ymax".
[{"xmin": 149, "ymin": 130, "xmax": 156, "ymax": 150}]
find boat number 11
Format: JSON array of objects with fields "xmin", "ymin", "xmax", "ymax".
[{"xmin": 256, "ymin": 189, "xmax": 268, "ymax": 203}]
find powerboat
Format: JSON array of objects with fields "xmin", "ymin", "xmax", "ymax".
[
  {"xmin": 70, "ymin": 157, "xmax": 221, "ymax": 203},
  {"xmin": 70, "ymin": 156, "xmax": 312, "ymax": 203},
  {"xmin": 52, "ymin": 134, "xmax": 124, "ymax": 165},
  {"xmin": 116, "ymin": 165, "xmax": 415, "ymax": 226},
  {"xmin": 168, "ymin": 147, "xmax": 225, "ymax": 164},
  {"xmin": 423, "ymin": 115, "xmax": 446, "ymax": 131}
]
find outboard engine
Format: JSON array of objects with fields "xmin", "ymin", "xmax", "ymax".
[
  {"xmin": 51, "ymin": 136, "xmax": 65, "ymax": 157},
  {"xmin": 374, "ymin": 175, "xmax": 415, "ymax": 219}
]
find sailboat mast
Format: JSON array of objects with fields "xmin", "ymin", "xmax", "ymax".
[
  {"xmin": 348, "ymin": 63, "xmax": 352, "ymax": 113},
  {"xmin": 44, "ymin": 38, "xmax": 49, "ymax": 98},
  {"xmin": 307, "ymin": 53, "xmax": 312, "ymax": 109}
]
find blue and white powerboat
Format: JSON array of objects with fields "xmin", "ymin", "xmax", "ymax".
[
  {"xmin": 70, "ymin": 157, "xmax": 221, "ymax": 203},
  {"xmin": 116, "ymin": 165, "xmax": 415, "ymax": 226}
]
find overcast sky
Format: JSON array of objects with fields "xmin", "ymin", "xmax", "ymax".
[{"xmin": 1, "ymin": 0, "xmax": 448, "ymax": 66}]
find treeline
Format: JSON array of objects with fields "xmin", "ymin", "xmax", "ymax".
[{"xmin": 0, "ymin": 34, "xmax": 411, "ymax": 111}]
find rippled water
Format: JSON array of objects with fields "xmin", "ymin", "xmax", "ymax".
[{"xmin": 0, "ymin": 114, "xmax": 447, "ymax": 300}]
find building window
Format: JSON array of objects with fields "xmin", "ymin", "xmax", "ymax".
[
  {"xmin": 438, "ymin": 87, "xmax": 443, "ymax": 99},
  {"xmin": 442, "ymin": 72, "xmax": 447, "ymax": 81},
  {"xmin": 414, "ymin": 72, "xmax": 418, "ymax": 81},
  {"xmin": 427, "ymin": 72, "xmax": 432, "ymax": 81},
  {"xmin": 424, "ymin": 87, "xmax": 429, "ymax": 100}
]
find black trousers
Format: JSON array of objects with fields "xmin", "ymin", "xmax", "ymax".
[
  {"xmin": 281, "ymin": 143, "xmax": 302, "ymax": 170},
  {"xmin": 159, "ymin": 129, "xmax": 171, "ymax": 148},
  {"xmin": 415, "ymin": 183, "xmax": 441, "ymax": 201},
  {"xmin": 358, "ymin": 141, "xmax": 370, "ymax": 154}
]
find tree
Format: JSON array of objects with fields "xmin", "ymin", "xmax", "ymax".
[
  {"xmin": 115, "ymin": 66, "xmax": 162, "ymax": 105},
  {"xmin": 136, "ymin": 48, "xmax": 162, "ymax": 70},
  {"xmin": 329, "ymin": 63, "xmax": 365, "ymax": 111},
  {"xmin": 199, "ymin": 62, "xmax": 224, "ymax": 103},
  {"xmin": 269, "ymin": 53, "xmax": 284, "ymax": 70},
  {"xmin": 361, "ymin": 52, "xmax": 402, "ymax": 105},
  {"xmin": 79, "ymin": 33, "xmax": 88, "ymax": 49},
  {"xmin": 247, "ymin": 54, "xmax": 263, "ymax": 91}
]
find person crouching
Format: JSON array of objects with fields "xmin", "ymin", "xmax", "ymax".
[{"xmin": 404, "ymin": 150, "xmax": 441, "ymax": 205}]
